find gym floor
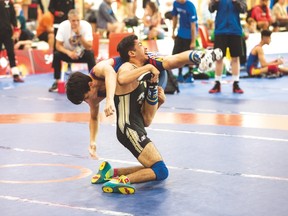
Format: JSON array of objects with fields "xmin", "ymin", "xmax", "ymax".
[{"xmin": 1, "ymin": 71, "xmax": 288, "ymax": 216}]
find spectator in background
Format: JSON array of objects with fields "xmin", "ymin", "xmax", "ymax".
[
  {"xmin": 36, "ymin": 12, "xmax": 55, "ymax": 49},
  {"xmin": 48, "ymin": 9, "xmax": 95, "ymax": 92},
  {"xmin": 246, "ymin": 29, "xmax": 288, "ymax": 77},
  {"xmin": 13, "ymin": 17, "xmax": 34, "ymax": 50},
  {"xmin": 14, "ymin": 3, "xmax": 26, "ymax": 30},
  {"xmin": 84, "ymin": 0, "xmax": 101, "ymax": 33},
  {"xmin": 48, "ymin": 0, "xmax": 75, "ymax": 44},
  {"xmin": 27, "ymin": 0, "xmax": 44, "ymax": 22},
  {"xmin": 208, "ymin": 0, "xmax": 247, "ymax": 94},
  {"xmin": 0, "ymin": 0, "xmax": 24, "ymax": 82},
  {"xmin": 251, "ymin": 0, "xmax": 275, "ymax": 30},
  {"xmin": 246, "ymin": 17, "xmax": 258, "ymax": 33},
  {"xmin": 272, "ymin": 0, "xmax": 288, "ymax": 31},
  {"xmin": 97, "ymin": 0, "xmax": 125, "ymax": 33},
  {"xmin": 171, "ymin": 0, "xmax": 198, "ymax": 83},
  {"xmin": 126, "ymin": 0, "xmax": 138, "ymax": 18},
  {"xmin": 142, "ymin": 1, "xmax": 165, "ymax": 40}
]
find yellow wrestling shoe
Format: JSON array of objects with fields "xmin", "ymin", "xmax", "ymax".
[
  {"xmin": 102, "ymin": 175, "xmax": 135, "ymax": 195},
  {"xmin": 91, "ymin": 161, "xmax": 113, "ymax": 184}
]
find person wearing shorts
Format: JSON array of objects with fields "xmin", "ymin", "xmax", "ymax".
[
  {"xmin": 66, "ymin": 35, "xmax": 219, "ymax": 194},
  {"xmin": 246, "ymin": 29, "xmax": 288, "ymax": 77},
  {"xmin": 171, "ymin": 0, "xmax": 198, "ymax": 82},
  {"xmin": 66, "ymin": 34, "xmax": 217, "ymax": 164},
  {"xmin": 208, "ymin": 0, "xmax": 247, "ymax": 94}
]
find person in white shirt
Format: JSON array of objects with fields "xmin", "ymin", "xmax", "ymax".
[{"xmin": 49, "ymin": 9, "xmax": 96, "ymax": 92}]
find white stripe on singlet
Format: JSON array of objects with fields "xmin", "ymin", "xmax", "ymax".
[
  {"xmin": 118, "ymin": 95, "xmax": 143, "ymax": 154},
  {"xmin": 126, "ymin": 127, "xmax": 143, "ymax": 153},
  {"xmin": 118, "ymin": 96, "xmax": 130, "ymax": 133}
]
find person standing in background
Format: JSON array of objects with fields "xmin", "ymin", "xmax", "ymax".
[
  {"xmin": 0, "ymin": 0, "xmax": 24, "ymax": 82},
  {"xmin": 171, "ymin": 0, "xmax": 198, "ymax": 83},
  {"xmin": 27, "ymin": 0, "xmax": 44, "ymax": 22},
  {"xmin": 208, "ymin": 0, "xmax": 247, "ymax": 94}
]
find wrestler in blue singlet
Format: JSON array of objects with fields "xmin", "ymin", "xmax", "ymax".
[
  {"xmin": 246, "ymin": 48, "xmax": 259, "ymax": 76},
  {"xmin": 89, "ymin": 56, "xmax": 167, "ymax": 88}
]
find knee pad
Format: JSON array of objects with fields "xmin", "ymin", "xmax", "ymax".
[
  {"xmin": 268, "ymin": 65, "xmax": 278, "ymax": 73},
  {"xmin": 151, "ymin": 161, "xmax": 169, "ymax": 181}
]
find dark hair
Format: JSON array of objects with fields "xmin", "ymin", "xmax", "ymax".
[
  {"xmin": 66, "ymin": 72, "xmax": 92, "ymax": 105},
  {"xmin": 261, "ymin": 29, "xmax": 272, "ymax": 37},
  {"xmin": 117, "ymin": 34, "xmax": 138, "ymax": 62}
]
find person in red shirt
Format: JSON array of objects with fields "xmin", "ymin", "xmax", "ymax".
[
  {"xmin": 36, "ymin": 12, "xmax": 54, "ymax": 49},
  {"xmin": 251, "ymin": 0, "xmax": 275, "ymax": 30}
]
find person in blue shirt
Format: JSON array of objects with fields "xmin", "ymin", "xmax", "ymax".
[
  {"xmin": 208, "ymin": 0, "xmax": 247, "ymax": 94},
  {"xmin": 171, "ymin": 0, "xmax": 198, "ymax": 83}
]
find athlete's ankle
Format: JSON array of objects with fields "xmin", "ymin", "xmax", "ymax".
[{"xmin": 189, "ymin": 51, "xmax": 202, "ymax": 65}]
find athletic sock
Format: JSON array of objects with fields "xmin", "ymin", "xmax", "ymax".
[
  {"xmin": 189, "ymin": 51, "xmax": 202, "ymax": 65},
  {"xmin": 232, "ymin": 75, "xmax": 240, "ymax": 82}
]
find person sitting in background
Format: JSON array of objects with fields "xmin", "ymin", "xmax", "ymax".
[
  {"xmin": 272, "ymin": 0, "xmax": 288, "ymax": 31},
  {"xmin": 84, "ymin": 0, "xmax": 100, "ymax": 33},
  {"xmin": 246, "ymin": 29, "xmax": 288, "ymax": 77},
  {"xmin": 14, "ymin": 3, "xmax": 34, "ymax": 39},
  {"xmin": 97, "ymin": 0, "xmax": 125, "ymax": 34},
  {"xmin": 13, "ymin": 27, "xmax": 33, "ymax": 50},
  {"xmin": 246, "ymin": 17, "xmax": 258, "ymax": 33},
  {"xmin": 13, "ymin": 3, "xmax": 34, "ymax": 50},
  {"xmin": 251, "ymin": 0, "xmax": 275, "ymax": 31},
  {"xmin": 48, "ymin": 9, "xmax": 96, "ymax": 92},
  {"xmin": 36, "ymin": 12, "xmax": 54, "ymax": 49},
  {"xmin": 142, "ymin": 1, "xmax": 165, "ymax": 40}
]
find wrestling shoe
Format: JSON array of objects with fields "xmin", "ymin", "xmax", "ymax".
[
  {"xmin": 199, "ymin": 48, "xmax": 223, "ymax": 72},
  {"xmin": 91, "ymin": 161, "xmax": 113, "ymax": 184},
  {"xmin": 48, "ymin": 81, "xmax": 58, "ymax": 92},
  {"xmin": 209, "ymin": 48, "xmax": 223, "ymax": 61},
  {"xmin": 102, "ymin": 175, "xmax": 135, "ymax": 195},
  {"xmin": 233, "ymin": 81, "xmax": 244, "ymax": 94},
  {"xmin": 209, "ymin": 81, "xmax": 221, "ymax": 94}
]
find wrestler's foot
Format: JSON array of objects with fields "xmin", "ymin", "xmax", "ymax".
[
  {"xmin": 199, "ymin": 48, "xmax": 223, "ymax": 72},
  {"xmin": 209, "ymin": 48, "xmax": 223, "ymax": 61},
  {"xmin": 91, "ymin": 161, "xmax": 113, "ymax": 184},
  {"xmin": 88, "ymin": 145, "xmax": 98, "ymax": 159},
  {"xmin": 102, "ymin": 175, "xmax": 135, "ymax": 195}
]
